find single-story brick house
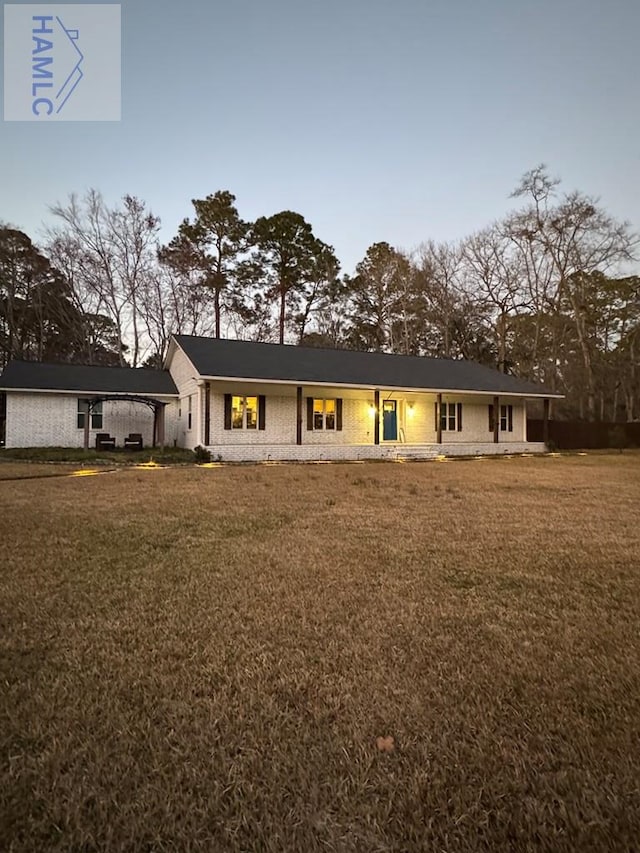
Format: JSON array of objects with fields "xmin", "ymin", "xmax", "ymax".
[{"xmin": 0, "ymin": 335, "xmax": 560, "ymax": 459}]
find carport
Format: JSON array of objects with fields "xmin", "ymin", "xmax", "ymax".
[{"xmin": 81, "ymin": 394, "xmax": 168, "ymax": 450}]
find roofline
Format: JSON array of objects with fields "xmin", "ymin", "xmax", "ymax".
[
  {"xmin": 198, "ymin": 374, "xmax": 564, "ymax": 399},
  {"xmin": 0, "ymin": 386, "xmax": 179, "ymax": 398},
  {"xmin": 164, "ymin": 336, "xmax": 178, "ymax": 370},
  {"xmin": 169, "ymin": 335, "xmax": 563, "ymax": 398}
]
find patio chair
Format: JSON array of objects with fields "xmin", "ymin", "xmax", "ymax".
[
  {"xmin": 124, "ymin": 433, "xmax": 143, "ymax": 451},
  {"xmin": 95, "ymin": 432, "xmax": 116, "ymax": 450}
]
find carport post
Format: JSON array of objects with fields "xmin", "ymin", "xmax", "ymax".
[
  {"xmin": 543, "ymin": 397, "xmax": 550, "ymax": 445},
  {"xmin": 296, "ymin": 386, "xmax": 303, "ymax": 445},
  {"xmin": 83, "ymin": 401, "xmax": 90, "ymax": 451},
  {"xmin": 157, "ymin": 403, "xmax": 165, "ymax": 449},
  {"xmin": 204, "ymin": 382, "xmax": 211, "ymax": 446},
  {"xmin": 436, "ymin": 393, "xmax": 442, "ymax": 444}
]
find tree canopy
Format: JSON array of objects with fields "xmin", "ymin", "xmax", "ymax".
[
  {"xmin": 0, "ymin": 226, "xmax": 122, "ymax": 368},
  {"xmin": 1, "ymin": 166, "xmax": 637, "ymax": 421}
]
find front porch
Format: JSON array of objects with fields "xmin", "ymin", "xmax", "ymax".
[
  {"xmin": 202, "ymin": 441, "xmax": 547, "ymax": 463},
  {"xmin": 192, "ymin": 381, "xmax": 550, "ymax": 460}
]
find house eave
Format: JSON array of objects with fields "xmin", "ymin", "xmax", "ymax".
[
  {"xmin": 0, "ymin": 386, "xmax": 179, "ymax": 398},
  {"xmin": 196, "ymin": 374, "xmax": 563, "ymax": 399}
]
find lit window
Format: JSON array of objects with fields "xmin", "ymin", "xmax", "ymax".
[
  {"xmin": 313, "ymin": 398, "xmax": 323, "ymax": 430},
  {"xmin": 232, "ymin": 396, "xmax": 258, "ymax": 429},
  {"xmin": 77, "ymin": 399, "xmax": 103, "ymax": 430},
  {"xmin": 232, "ymin": 396, "xmax": 243, "ymax": 429},
  {"xmin": 325, "ymin": 399, "xmax": 336, "ymax": 430},
  {"xmin": 245, "ymin": 396, "xmax": 257, "ymax": 430},
  {"xmin": 311, "ymin": 398, "xmax": 336, "ymax": 430}
]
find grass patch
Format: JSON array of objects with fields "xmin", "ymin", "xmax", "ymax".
[
  {"xmin": 1, "ymin": 455, "xmax": 639, "ymax": 851},
  {"xmin": 0, "ymin": 462, "xmax": 81, "ymax": 480},
  {"xmin": 0, "ymin": 446, "xmax": 197, "ymax": 465}
]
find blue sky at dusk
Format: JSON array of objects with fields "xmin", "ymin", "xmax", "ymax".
[{"xmin": 1, "ymin": 0, "xmax": 639, "ymax": 274}]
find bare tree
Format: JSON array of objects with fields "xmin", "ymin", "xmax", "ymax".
[
  {"xmin": 461, "ymin": 225, "xmax": 529, "ymax": 373},
  {"xmin": 509, "ymin": 165, "xmax": 639, "ymax": 416},
  {"xmin": 294, "ymin": 244, "xmax": 341, "ymax": 344},
  {"xmin": 47, "ymin": 190, "xmax": 160, "ymax": 366},
  {"xmin": 413, "ymin": 241, "xmax": 466, "ymax": 358}
]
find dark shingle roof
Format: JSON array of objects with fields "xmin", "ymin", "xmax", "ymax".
[
  {"xmin": 0, "ymin": 360, "xmax": 178, "ymax": 396},
  {"xmin": 173, "ymin": 335, "xmax": 558, "ymax": 397}
]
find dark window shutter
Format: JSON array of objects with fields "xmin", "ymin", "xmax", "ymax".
[
  {"xmin": 258, "ymin": 395, "xmax": 266, "ymax": 430},
  {"xmin": 457, "ymin": 403, "xmax": 463, "ymax": 432},
  {"xmin": 488, "ymin": 404, "xmax": 494, "ymax": 432},
  {"xmin": 435, "ymin": 401, "xmax": 439, "ymax": 431},
  {"xmin": 307, "ymin": 397, "xmax": 314, "ymax": 430},
  {"xmin": 224, "ymin": 394, "xmax": 232, "ymax": 430},
  {"xmin": 508, "ymin": 405, "xmax": 513, "ymax": 432},
  {"xmin": 336, "ymin": 398, "xmax": 343, "ymax": 431}
]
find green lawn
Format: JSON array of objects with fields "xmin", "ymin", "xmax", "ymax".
[{"xmin": 1, "ymin": 455, "xmax": 639, "ymax": 851}]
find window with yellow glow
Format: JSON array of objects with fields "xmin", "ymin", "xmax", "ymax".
[
  {"xmin": 314, "ymin": 398, "xmax": 336, "ymax": 430},
  {"xmin": 232, "ymin": 396, "xmax": 243, "ymax": 429},
  {"xmin": 245, "ymin": 396, "xmax": 257, "ymax": 429},
  {"xmin": 232, "ymin": 395, "xmax": 258, "ymax": 429},
  {"xmin": 325, "ymin": 398, "xmax": 336, "ymax": 430},
  {"xmin": 313, "ymin": 398, "xmax": 323, "ymax": 429}
]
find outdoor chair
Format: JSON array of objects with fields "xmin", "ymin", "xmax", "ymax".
[
  {"xmin": 124, "ymin": 433, "xmax": 143, "ymax": 451},
  {"xmin": 95, "ymin": 432, "xmax": 116, "ymax": 450}
]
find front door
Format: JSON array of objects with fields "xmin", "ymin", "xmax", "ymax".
[{"xmin": 382, "ymin": 400, "xmax": 397, "ymax": 441}]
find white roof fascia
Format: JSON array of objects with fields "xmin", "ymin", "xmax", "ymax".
[
  {"xmin": 0, "ymin": 387, "xmax": 179, "ymax": 398},
  {"xmin": 198, "ymin": 374, "xmax": 564, "ymax": 399}
]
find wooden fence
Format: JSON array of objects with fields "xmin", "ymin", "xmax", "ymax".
[{"xmin": 527, "ymin": 419, "xmax": 640, "ymax": 449}]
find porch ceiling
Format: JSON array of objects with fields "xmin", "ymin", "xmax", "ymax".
[{"xmin": 202, "ymin": 380, "xmax": 535, "ymax": 404}]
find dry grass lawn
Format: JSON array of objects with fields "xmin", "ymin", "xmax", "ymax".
[
  {"xmin": 1, "ymin": 455, "xmax": 639, "ymax": 852},
  {"xmin": 0, "ymin": 462, "xmax": 79, "ymax": 481}
]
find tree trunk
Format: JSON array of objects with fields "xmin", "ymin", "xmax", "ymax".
[
  {"xmin": 627, "ymin": 337, "xmax": 637, "ymax": 421},
  {"xmin": 131, "ymin": 292, "xmax": 140, "ymax": 366},
  {"xmin": 279, "ymin": 284, "xmax": 286, "ymax": 344},
  {"xmin": 214, "ymin": 289, "xmax": 221, "ymax": 339},
  {"xmin": 567, "ymin": 287, "xmax": 596, "ymax": 419},
  {"xmin": 497, "ymin": 312, "xmax": 507, "ymax": 373}
]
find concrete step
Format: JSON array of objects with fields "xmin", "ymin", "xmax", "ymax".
[{"xmin": 396, "ymin": 446, "xmax": 439, "ymax": 461}]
